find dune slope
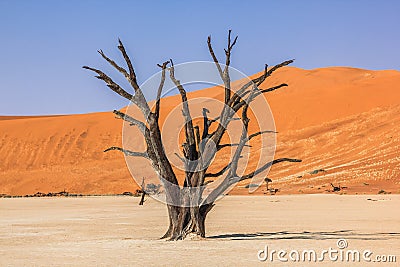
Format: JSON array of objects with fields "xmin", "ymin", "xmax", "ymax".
[{"xmin": 0, "ymin": 67, "xmax": 399, "ymax": 195}]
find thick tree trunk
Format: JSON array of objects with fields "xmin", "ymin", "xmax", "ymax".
[{"xmin": 161, "ymin": 201, "xmax": 213, "ymax": 240}]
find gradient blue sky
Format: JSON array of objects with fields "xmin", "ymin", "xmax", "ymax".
[{"xmin": 1, "ymin": 0, "xmax": 399, "ymax": 115}]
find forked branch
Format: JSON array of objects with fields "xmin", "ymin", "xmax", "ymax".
[
  {"xmin": 82, "ymin": 66, "xmax": 133, "ymax": 101},
  {"xmin": 83, "ymin": 40, "xmax": 151, "ymax": 115},
  {"xmin": 98, "ymin": 49, "xmax": 130, "ymax": 81},
  {"xmin": 208, "ymin": 30, "xmax": 238, "ymax": 104},
  {"xmin": 236, "ymin": 83, "xmax": 288, "ymax": 103},
  {"xmin": 228, "ymin": 60, "xmax": 293, "ymax": 108}
]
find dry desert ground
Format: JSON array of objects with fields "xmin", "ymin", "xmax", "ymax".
[
  {"xmin": 1, "ymin": 195, "xmax": 399, "ymax": 266},
  {"xmin": 0, "ymin": 66, "xmax": 399, "ymax": 266}
]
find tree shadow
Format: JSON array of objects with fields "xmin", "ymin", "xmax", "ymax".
[{"xmin": 208, "ymin": 230, "xmax": 400, "ymax": 241}]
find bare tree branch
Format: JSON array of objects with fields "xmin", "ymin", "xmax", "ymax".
[
  {"xmin": 232, "ymin": 83, "xmax": 290, "ymax": 113},
  {"xmin": 257, "ymin": 83, "xmax": 288, "ymax": 95},
  {"xmin": 82, "ymin": 65, "xmax": 148, "ymax": 114},
  {"xmin": 205, "ymin": 162, "xmax": 233, "ymax": 178},
  {"xmin": 222, "ymin": 30, "xmax": 238, "ymax": 103},
  {"xmin": 239, "ymin": 158, "xmax": 302, "ymax": 181},
  {"xmin": 168, "ymin": 59, "xmax": 198, "ymax": 162},
  {"xmin": 227, "ymin": 86, "xmax": 256, "ymax": 178},
  {"xmin": 202, "ymin": 180, "xmax": 214, "ymax": 186},
  {"xmin": 194, "ymin": 125, "xmax": 206, "ymax": 187},
  {"xmin": 113, "ymin": 110, "xmax": 148, "ymax": 135},
  {"xmin": 98, "ymin": 49, "xmax": 130, "ymax": 80},
  {"xmin": 104, "ymin": 146, "xmax": 149, "ymax": 159},
  {"xmin": 116, "ymin": 39, "xmax": 151, "ymax": 116},
  {"xmin": 208, "ymin": 116, "xmax": 220, "ymax": 126},
  {"xmin": 82, "ymin": 66, "xmax": 133, "ymax": 100},
  {"xmin": 207, "ymin": 35, "xmax": 224, "ymax": 79},
  {"xmin": 252, "ymin": 60, "xmax": 294, "ymax": 87},
  {"xmin": 236, "ymin": 83, "xmax": 288, "ymax": 104},
  {"xmin": 194, "ymin": 126, "xmax": 202, "ymax": 155},
  {"xmin": 206, "ymin": 60, "xmax": 292, "ymax": 149},
  {"xmin": 117, "ymin": 39, "xmax": 139, "ymax": 91},
  {"xmin": 208, "ymin": 30, "xmax": 238, "ymax": 104},
  {"xmin": 202, "ymin": 157, "xmax": 301, "ymax": 206},
  {"xmin": 201, "ymin": 108, "xmax": 210, "ymax": 140},
  {"xmin": 217, "ymin": 143, "xmax": 251, "ymax": 150},
  {"xmin": 174, "ymin": 152, "xmax": 186, "ymax": 163},
  {"xmin": 154, "ymin": 61, "xmax": 170, "ymax": 120},
  {"xmin": 248, "ymin": 130, "xmax": 277, "ymax": 141},
  {"xmin": 228, "ymin": 60, "xmax": 293, "ymax": 108},
  {"xmin": 227, "ymin": 64, "xmax": 268, "ymax": 108},
  {"xmin": 223, "ymin": 29, "xmax": 238, "ymax": 75}
]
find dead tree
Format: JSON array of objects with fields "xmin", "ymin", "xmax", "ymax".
[
  {"xmin": 138, "ymin": 178, "xmax": 146, "ymax": 205},
  {"xmin": 264, "ymin": 177, "xmax": 272, "ymax": 190},
  {"xmin": 84, "ymin": 31, "xmax": 301, "ymax": 240},
  {"xmin": 330, "ymin": 183, "xmax": 341, "ymax": 192}
]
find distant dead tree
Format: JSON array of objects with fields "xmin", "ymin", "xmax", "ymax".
[
  {"xmin": 264, "ymin": 177, "xmax": 272, "ymax": 190},
  {"xmin": 84, "ymin": 31, "xmax": 301, "ymax": 240},
  {"xmin": 330, "ymin": 183, "xmax": 341, "ymax": 192},
  {"xmin": 330, "ymin": 183, "xmax": 346, "ymax": 192},
  {"xmin": 139, "ymin": 178, "xmax": 146, "ymax": 205},
  {"xmin": 138, "ymin": 177, "xmax": 162, "ymax": 205}
]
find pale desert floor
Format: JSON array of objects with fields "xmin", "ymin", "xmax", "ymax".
[{"xmin": 1, "ymin": 195, "xmax": 399, "ymax": 266}]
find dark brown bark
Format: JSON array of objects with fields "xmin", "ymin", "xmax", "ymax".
[
  {"xmin": 84, "ymin": 32, "xmax": 301, "ymax": 240},
  {"xmin": 139, "ymin": 191, "xmax": 146, "ymax": 205}
]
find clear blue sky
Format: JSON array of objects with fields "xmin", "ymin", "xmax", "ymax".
[{"xmin": 1, "ymin": 0, "xmax": 399, "ymax": 115}]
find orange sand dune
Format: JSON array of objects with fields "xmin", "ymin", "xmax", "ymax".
[
  {"xmin": 0, "ymin": 115, "xmax": 64, "ymax": 121},
  {"xmin": 0, "ymin": 67, "xmax": 399, "ymax": 195}
]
